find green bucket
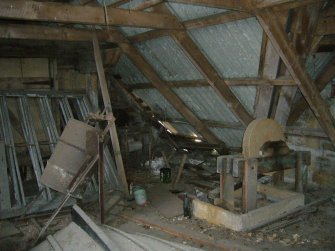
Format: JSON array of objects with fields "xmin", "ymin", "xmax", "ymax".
[{"xmin": 160, "ymin": 168, "xmax": 171, "ymax": 183}]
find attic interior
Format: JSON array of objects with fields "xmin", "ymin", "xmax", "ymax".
[{"xmin": 0, "ymin": 0, "xmax": 335, "ymax": 250}]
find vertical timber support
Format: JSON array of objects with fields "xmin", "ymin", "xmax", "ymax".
[
  {"xmin": 256, "ymin": 8, "xmax": 335, "ymax": 146},
  {"xmin": 242, "ymin": 159, "xmax": 258, "ymax": 213},
  {"xmin": 295, "ymin": 152, "xmax": 303, "ymax": 193},
  {"xmin": 93, "ymin": 34, "xmax": 129, "ymax": 195}
]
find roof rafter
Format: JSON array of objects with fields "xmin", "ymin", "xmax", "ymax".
[
  {"xmin": 155, "ymin": 4, "xmax": 254, "ymax": 127},
  {"xmin": 0, "ymin": 0, "xmax": 183, "ymax": 29},
  {"xmin": 256, "ymin": 8, "xmax": 335, "ymax": 145},
  {"xmin": 287, "ymin": 56, "xmax": 335, "ymax": 125},
  {"xmin": 113, "ymin": 34, "xmax": 222, "ymax": 144},
  {"xmin": 0, "ymin": 23, "xmax": 125, "ymax": 43}
]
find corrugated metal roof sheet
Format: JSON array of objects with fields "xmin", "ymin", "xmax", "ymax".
[
  {"xmin": 306, "ymin": 52, "xmax": 335, "ymax": 80},
  {"xmin": 135, "ymin": 36, "xmax": 204, "ymax": 81},
  {"xmin": 169, "ymin": 122, "xmax": 201, "ymax": 138},
  {"xmin": 167, "ymin": 2, "xmax": 228, "ymax": 21},
  {"xmin": 96, "ymin": 0, "xmax": 119, "ymax": 6},
  {"xmin": 293, "ymin": 52, "xmax": 335, "ymax": 104},
  {"xmin": 120, "ymin": 27, "xmax": 152, "ymax": 37},
  {"xmin": 210, "ymin": 127, "xmax": 244, "ymax": 148},
  {"xmin": 173, "ymin": 87, "xmax": 239, "ymax": 123},
  {"xmin": 112, "ymin": 54, "xmax": 149, "ymax": 84},
  {"xmin": 231, "ymin": 86, "xmax": 256, "ymax": 115},
  {"xmin": 119, "ymin": 0, "xmax": 146, "ymax": 9},
  {"xmin": 133, "ymin": 89, "xmax": 183, "ymax": 119},
  {"xmin": 188, "ymin": 17, "xmax": 263, "ymax": 78}
]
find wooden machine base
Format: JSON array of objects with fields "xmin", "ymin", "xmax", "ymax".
[{"xmin": 193, "ymin": 184, "xmax": 304, "ymax": 232}]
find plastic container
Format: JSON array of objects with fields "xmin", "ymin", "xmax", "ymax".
[{"xmin": 133, "ymin": 186, "xmax": 147, "ymax": 205}]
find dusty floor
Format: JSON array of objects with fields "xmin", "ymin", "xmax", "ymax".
[
  {"xmin": 106, "ymin": 166, "xmax": 335, "ymax": 251},
  {"xmin": 1, "ymin": 164, "xmax": 334, "ymax": 251}
]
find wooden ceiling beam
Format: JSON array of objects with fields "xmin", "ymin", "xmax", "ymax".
[
  {"xmin": 0, "ymin": 24, "xmax": 125, "ymax": 43},
  {"xmin": 287, "ymin": 56, "xmax": 335, "ymax": 125},
  {"xmin": 0, "ymin": 0, "xmax": 183, "ymax": 30},
  {"xmin": 256, "ymin": 8, "xmax": 335, "ymax": 145},
  {"xmin": 127, "ymin": 78, "xmax": 296, "ymax": 89}
]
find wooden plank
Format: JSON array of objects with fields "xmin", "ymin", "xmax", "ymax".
[
  {"xmin": 0, "ymin": 0, "xmax": 183, "ymax": 29},
  {"xmin": 170, "ymin": 30, "xmax": 253, "ymax": 127},
  {"xmin": 0, "ymin": 24, "xmax": 124, "ymax": 43},
  {"xmin": 242, "ymin": 159, "xmax": 258, "ymax": 213},
  {"xmin": 92, "ymin": 35, "xmax": 129, "ymax": 195},
  {"xmin": 273, "ymin": 6, "xmax": 320, "ymax": 125},
  {"xmin": 287, "ymin": 56, "xmax": 335, "ymax": 125},
  {"xmin": 183, "ymin": 11, "xmax": 252, "ymax": 30},
  {"xmin": 285, "ymin": 127, "xmax": 328, "ymax": 138},
  {"xmin": 256, "ymin": 8, "xmax": 335, "ymax": 146},
  {"xmin": 254, "ymin": 33, "xmax": 281, "ymax": 118},
  {"xmin": 0, "ymin": 141, "xmax": 11, "ymax": 210},
  {"xmin": 117, "ymin": 40, "xmax": 221, "ymax": 144},
  {"xmin": 118, "ymin": 210, "xmax": 233, "ymax": 250},
  {"xmin": 295, "ymin": 152, "xmax": 304, "ymax": 193}
]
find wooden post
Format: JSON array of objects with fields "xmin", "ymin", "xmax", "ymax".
[
  {"xmin": 295, "ymin": 152, "xmax": 304, "ymax": 193},
  {"xmin": 98, "ymin": 136, "xmax": 105, "ymax": 224},
  {"xmin": 222, "ymin": 157, "xmax": 234, "ymax": 210},
  {"xmin": 242, "ymin": 159, "xmax": 258, "ymax": 213},
  {"xmin": 161, "ymin": 151, "xmax": 172, "ymax": 169},
  {"xmin": 92, "ymin": 35, "xmax": 129, "ymax": 195},
  {"xmin": 256, "ymin": 9, "xmax": 335, "ymax": 146},
  {"xmin": 171, "ymin": 153, "xmax": 187, "ymax": 190}
]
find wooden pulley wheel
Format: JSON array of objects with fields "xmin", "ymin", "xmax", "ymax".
[{"xmin": 242, "ymin": 118, "xmax": 285, "ymax": 158}]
